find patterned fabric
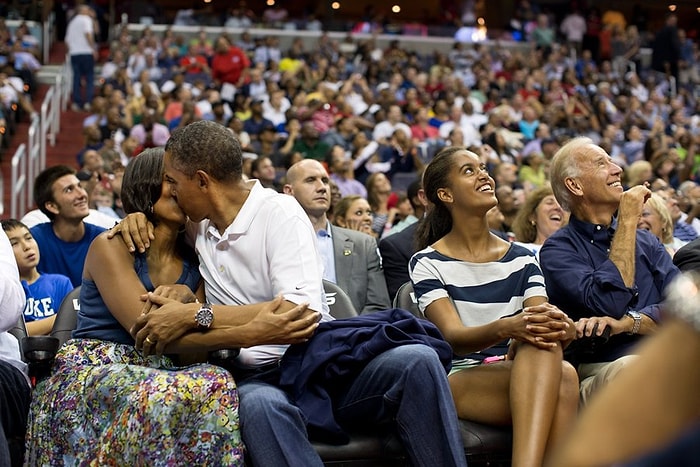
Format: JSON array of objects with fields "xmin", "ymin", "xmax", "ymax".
[{"xmin": 25, "ymin": 339, "xmax": 244, "ymax": 466}]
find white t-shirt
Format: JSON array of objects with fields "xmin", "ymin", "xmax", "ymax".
[
  {"xmin": 65, "ymin": 13, "xmax": 94, "ymax": 56},
  {"xmin": 188, "ymin": 180, "xmax": 332, "ymax": 368},
  {"xmin": 20, "ymin": 209, "xmax": 117, "ymax": 230}
]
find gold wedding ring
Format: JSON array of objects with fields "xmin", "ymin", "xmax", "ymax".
[{"xmin": 145, "ymin": 336, "xmax": 155, "ymax": 345}]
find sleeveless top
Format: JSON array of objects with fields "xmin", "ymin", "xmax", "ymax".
[{"xmin": 73, "ymin": 252, "xmax": 201, "ymax": 345}]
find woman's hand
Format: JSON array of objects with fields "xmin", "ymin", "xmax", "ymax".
[
  {"xmin": 506, "ymin": 303, "xmax": 572, "ymax": 349},
  {"xmin": 140, "ymin": 284, "xmax": 198, "ymax": 315},
  {"xmin": 523, "ymin": 303, "xmax": 576, "ymax": 345},
  {"xmin": 343, "ymin": 217, "xmax": 375, "ymax": 236},
  {"xmin": 107, "ymin": 212, "xmax": 154, "ymax": 253}
]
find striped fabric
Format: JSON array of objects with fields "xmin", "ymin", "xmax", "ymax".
[{"xmin": 410, "ymin": 243, "xmax": 547, "ymax": 329}]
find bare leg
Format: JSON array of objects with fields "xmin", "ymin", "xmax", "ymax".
[
  {"xmin": 545, "ymin": 361, "xmax": 579, "ymax": 453},
  {"xmin": 449, "ymin": 343, "xmax": 577, "ymax": 467},
  {"xmin": 510, "ymin": 343, "xmax": 565, "ymax": 467}
]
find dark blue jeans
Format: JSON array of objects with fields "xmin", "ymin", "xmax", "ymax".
[
  {"xmin": 70, "ymin": 53, "xmax": 94, "ymax": 107},
  {"xmin": 238, "ymin": 344, "xmax": 467, "ymax": 466}
]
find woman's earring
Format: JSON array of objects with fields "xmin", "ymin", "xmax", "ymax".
[{"xmin": 531, "ymin": 221, "xmax": 536, "ymax": 226}]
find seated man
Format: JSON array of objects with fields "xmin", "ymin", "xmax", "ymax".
[
  {"xmin": 2, "ymin": 219, "xmax": 73, "ymax": 336},
  {"xmin": 30, "ymin": 165, "xmax": 106, "ymax": 287},
  {"xmin": 0, "ymin": 227, "xmax": 32, "ymax": 466},
  {"xmin": 284, "ymin": 159, "xmax": 391, "ymax": 314},
  {"xmin": 117, "ymin": 121, "xmax": 466, "ymax": 467},
  {"xmin": 540, "ymin": 137, "xmax": 680, "ymax": 405}
]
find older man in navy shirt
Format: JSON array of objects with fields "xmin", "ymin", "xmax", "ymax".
[{"xmin": 540, "ymin": 137, "xmax": 679, "ymax": 405}]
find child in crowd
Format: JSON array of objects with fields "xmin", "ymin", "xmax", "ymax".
[{"xmin": 1, "ymin": 219, "xmax": 73, "ymax": 336}]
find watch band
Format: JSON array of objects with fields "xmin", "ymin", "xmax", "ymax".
[{"xmin": 627, "ymin": 311, "xmax": 642, "ymax": 335}]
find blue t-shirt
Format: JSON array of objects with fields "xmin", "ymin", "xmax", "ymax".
[
  {"xmin": 22, "ymin": 273, "xmax": 74, "ymax": 322},
  {"xmin": 30, "ymin": 222, "xmax": 105, "ymax": 287}
]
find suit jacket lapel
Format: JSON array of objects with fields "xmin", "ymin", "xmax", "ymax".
[{"xmin": 332, "ymin": 226, "xmax": 354, "ymax": 290}]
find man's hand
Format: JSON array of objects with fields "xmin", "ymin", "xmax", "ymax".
[
  {"xmin": 132, "ymin": 294, "xmax": 196, "ymax": 355},
  {"xmin": 575, "ymin": 315, "xmax": 630, "ymax": 338},
  {"xmin": 107, "ymin": 212, "xmax": 154, "ymax": 253},
  {"xmin": 243, "ymin": 295, "xmax": 321, "ymax": 346},
  {"xmin": 618, "ymin": 185, "xmax": 651, "ymax": 222}
]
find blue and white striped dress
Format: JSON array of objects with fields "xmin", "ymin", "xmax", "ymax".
[{"xmin": 409, "ymin": 243, "xmax": 547, "ymax": 362}]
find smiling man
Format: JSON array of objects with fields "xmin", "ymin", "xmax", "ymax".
[
  {"xmin": 30, "ymin": 165, "xmax": 106, "ymax": 287},
  {"xmin": 539, "ymin": 137, "xmax": 680, "ymax": 405}
]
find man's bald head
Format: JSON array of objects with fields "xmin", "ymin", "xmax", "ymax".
[{"xmin": 283, "ymin": 159, "xmax": 331, "ymax": 221}]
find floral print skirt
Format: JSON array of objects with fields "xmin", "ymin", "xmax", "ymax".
[{"xmin": 25, "ymin": 339, "xmax": 245, "ymax": 466}]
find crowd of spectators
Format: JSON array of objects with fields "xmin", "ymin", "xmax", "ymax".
[{"xmin": 59, "ymin": 3, "xmax": 698, "ymax": 254}]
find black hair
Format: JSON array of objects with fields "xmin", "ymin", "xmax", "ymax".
[
  {"xmin": 165, "ymin": 121, "xmax": 242, "ymax": 182},
  {"xmin": 1, "ymin": 218, "xmax": 29, "ymax": 233},
  {"xmin": 120, "ymin": 147, "xmax": 165, "ymax": 225},
  {"xmin": 415, "ymin": 146, "xmax": 465, "ymax": 251},
  {"xmin": 33, "ymin": 165, "xmax": 77, "ymax": 221}
]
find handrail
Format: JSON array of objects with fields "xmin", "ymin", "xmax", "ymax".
[
  {"xmin": 10, "ymin": 144, "xmax": 28, "ymax": 219},
  {"xmin": 26, "ymin": 115, "xmax": 41, "ymax": 214},
  {"xmin": 8, "ymin": 68, "xmax": 68, "ymax": 219}
]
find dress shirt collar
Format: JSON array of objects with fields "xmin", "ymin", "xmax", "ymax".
[{"xmin": 568, "ymin": 215, "xmax": 617, "ymax": 244}]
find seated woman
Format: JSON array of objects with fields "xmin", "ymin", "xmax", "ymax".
[
  {"xmin": 637, "ymin": 193, "xmax": 686, "ymax": 257},
  {"xmin": 26, "ymin": 148, "xmax": 245, "ymax": 465},
  {"xmin": 512, "ymin": 184, "xmax": 568, "ymax": 259},
  {"xmin": 365, "ymin": 173, "xmax": 398, "ymax": 238},
  {"xmin": 409, "ymin": 147, "xmax": 579, "ymax": 467},
  {"xmin": 332, "ymin": 195, "xmax": 375, "ymax": 237}
]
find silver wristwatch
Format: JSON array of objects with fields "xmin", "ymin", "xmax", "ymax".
[
  {"xmin": 626, "ymin": 310, "xmax": 642, "ymax": 335},
  {"xmin": 195, "ymin": 303, "xmax": 214, "ymax": 329}
]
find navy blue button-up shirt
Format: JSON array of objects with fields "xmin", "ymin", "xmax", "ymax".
[{"xmin": 540, "ymin": 215, "xmax": 680, "ymax": 362}]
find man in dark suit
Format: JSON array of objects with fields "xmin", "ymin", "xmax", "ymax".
[
  {"xmin": 673, "ymin": 237, "xmax": 700, "ymax": 272},
  {"xmin": 284, "ymin": 159, "xmax": 391, "ymax": 314},
  {"xmin": 379, "ymin": 179, "xmax": 427, "ymax": 301},
  {"xmin": 379, "ymin": 221, "xmax": 419, "ymax": 302}
]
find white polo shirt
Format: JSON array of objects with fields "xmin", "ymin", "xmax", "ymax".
[{"xmin": 189, "ymin": 180, "xmax": 332, "ymax": 368}]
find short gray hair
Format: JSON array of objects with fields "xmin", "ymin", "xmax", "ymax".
[{"xmin": 550, "ymin": 137, "xmax": 593, "ymax": 211}]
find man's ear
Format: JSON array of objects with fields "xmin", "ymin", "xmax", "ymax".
[
  {"xmin": 195, "ymin": 170, "xmax": 209, "ymax": 190},
  {"xmin": 437, "ymin": 187, "xmax": 453, "ymax": 204},
  {"xmin": 44, "ymin": 201, "xmax": 60, "ymax": 216},
  {"xmin": 564, "ymin": 177, "xmax": 583, "ymax": 197},
  {"xmin": 282, "ymin": 184, "xmax": 293, "ymax": 195}
]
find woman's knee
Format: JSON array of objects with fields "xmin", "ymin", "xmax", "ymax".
[{"xmin": 559, "ymin": 361, "xmax": 580, "ymax": 405}]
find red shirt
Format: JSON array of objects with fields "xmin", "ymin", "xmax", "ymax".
[
  {"xmin": 179, "ymin": 54, "xmax": 208, "ymax": 74},
  {"xmin": 211, "ymin": 46, "xmax": 250, "ymax": 85}
]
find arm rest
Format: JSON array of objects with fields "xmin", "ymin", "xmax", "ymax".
[{"xmin": 21, "ymin": 336, "xmax": 60, "ymax": 364}]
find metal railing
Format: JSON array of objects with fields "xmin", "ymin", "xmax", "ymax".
[
  {"xmin": 8, "ymin": 67, "xmax": 70, "ymax": 219},
  {"xmin": 10, "ymin": 144, "xmax": 28, "ymax": 219}
]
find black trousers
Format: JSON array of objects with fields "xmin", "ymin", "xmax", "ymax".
[{"xmin": 0, "ymin": 360, "xmax": 30, "ymax": 467}]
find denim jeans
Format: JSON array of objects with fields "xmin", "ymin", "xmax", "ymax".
[
  {"xmin": 238, "ymin": 344, "xmax": 467, "ymax": 467},
  {"xmin": 70, "ymin": 53, "xmax": 94, "ymax": 107}
]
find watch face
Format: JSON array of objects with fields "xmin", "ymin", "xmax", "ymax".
[{"xmin": 196, "ymin": 306, "xmax": 214, "ymax": 328}]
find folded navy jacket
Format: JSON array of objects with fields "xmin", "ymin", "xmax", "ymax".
[{"xmin": 279, "ymin": 308, "xmax": 452, "ymax": 444}]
